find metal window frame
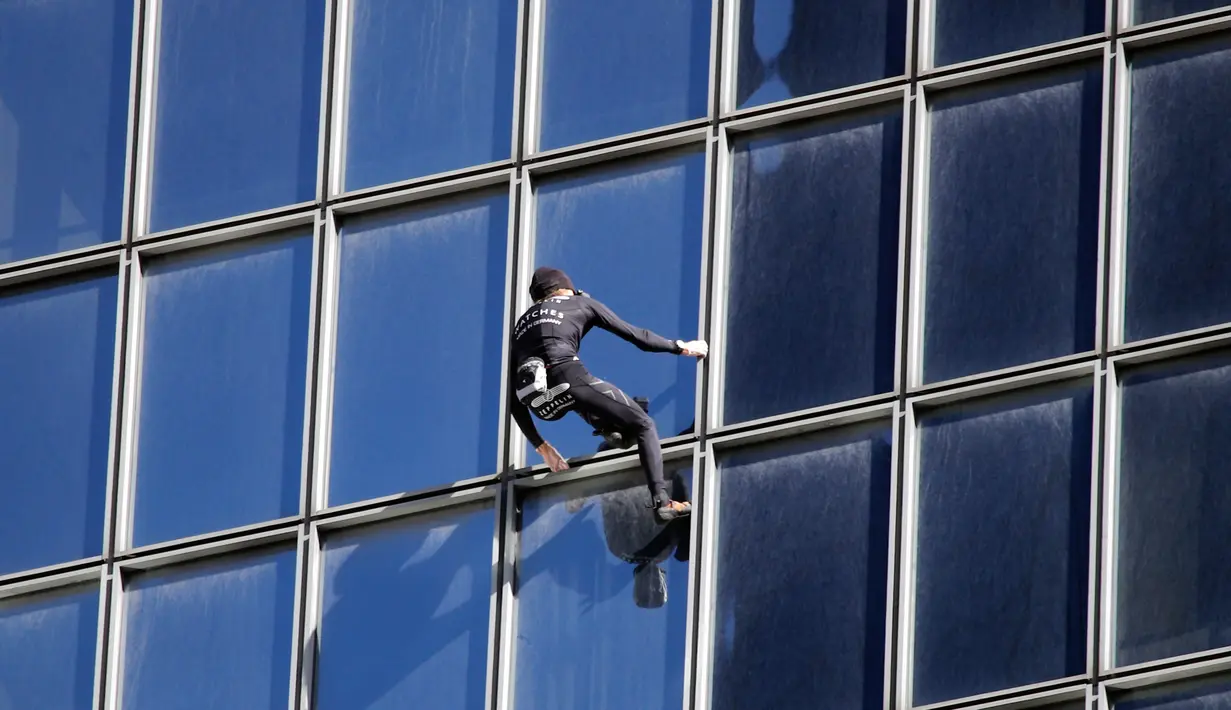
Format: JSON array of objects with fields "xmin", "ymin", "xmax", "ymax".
[
  {"xmin": 897, "ymin": 362, "xmax": 1100, "ymax": 710},
  {"xmin": 906, "ymin": 44, "xmax": 1110, "ymax": 391},
  {"xmin": 113, "ymin": 212, "xmax": 319, "ymax": 554},
  {"xmin": 311, "ymin": 172, "xmax": 514, "ymax": 513},
  {"xmin": 691, "ymin": 404, "xmax": 898, "ymax": 710},
  {"xmin": 102, "ymin": 528, "xmax": 302, "ymax": 710},
  {"xmin": 706, "ymin": 86, "xmax": 909, "ymax": 434}
]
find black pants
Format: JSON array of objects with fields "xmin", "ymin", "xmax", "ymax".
[{"xmin": 534, "ymin": 360, "xmax": 668, "ymax": 505}]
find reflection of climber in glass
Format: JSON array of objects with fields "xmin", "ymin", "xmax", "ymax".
[
  {"xmin": 556, "ymin": 470, "xmax": 692, "ymax": 609},
  {"xmin": 510, "ymin": 266, "xmax": 707, "ymax": 522}
]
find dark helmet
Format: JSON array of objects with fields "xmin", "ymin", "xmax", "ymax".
[{"xmin": 529, "ymin": 266, "xmax": 575, "ymax": 301}]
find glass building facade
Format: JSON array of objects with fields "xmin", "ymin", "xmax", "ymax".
[{"xmin": 4, "ymin": 0, "xmax": 1231, "ymax": 709}]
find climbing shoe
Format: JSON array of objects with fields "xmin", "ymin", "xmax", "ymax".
[{"xmin": 654, "ymin": 499, "xmax": 692, "ymax": 523}]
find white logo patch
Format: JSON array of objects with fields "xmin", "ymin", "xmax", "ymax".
[{"xmin": 531, "ymin": 382, "xmax": 571, "ymax": 408}]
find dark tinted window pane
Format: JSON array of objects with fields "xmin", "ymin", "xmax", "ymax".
[
  {"xmin": 1118, "ymin": 678, "xmax": 1231, "ymax": 710},
  {"xmin": 934, "ymin": 0, "xmax": 1103, "ymax": 67},
  {"xmin": 1125, "ymin": 36, "xmax": 1231, "ymax": 343},
  {"xmin": 0, "ymin": 273, "xmax": 115, "ymax": 575},
  {"xmin": 725, "ymin": 109, "xmax": 900, "ymax": 423},
  {"xmin": 1117, "ymin": 351, "xmax": 1231, "ymax": 665},
  {"xmin": 538, "ymin": 0, "xmax": 710, "ymax": 151},
  {"xmin": 914, "ymin": 384, "xmax": 1092, "ymax": 704},
  {"xmin": 515, "ymin": 469, "xmax": 692, "ymax": 709},
  {"xmin": 121, "ymin": 549, "xmax": 297, "ymax": 710},
  {"xmin": 1135, "ymin": 0, "xmax": 1231, "ymax": 23},
  {"xmin": 317, "ymin": 506, "xmax": 495, "ymax": 710},
  {"xmin": 134, "ymin": 234, "xmax": 312, "ymax": 545},
  {"xmin": 529, "ymin": 152, "xmax": 703, "ymax": 458},
  {"xmin": 924, "ymin": 65, "xmax": 1101, "ymax": 383},
  {"xmin": 331, "ymin": 194, "xmax": 506, "ymax": 505},
  {"xmin": 736, "ymin": 0, "xmax": 906, "ymax": 108},
  {"xmin": 713, "ymin": 427, "xmax": 892, "ymax": 710},
  {"xmin": 0, "ymin": 0, "xmax": 132, "ymax": 264},
  {"xmin": 0, "ymin": 586, "xmax": 99, "ymax": 710},
  {"xmin": 344, "ymin": 0, "xmax": 516, "ymax": 190},
  {"xmin": 149, "ymin": 0, "xmax": 324, "ymax": 232}
]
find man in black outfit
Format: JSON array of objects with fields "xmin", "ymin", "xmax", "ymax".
[{"xmin": 510, "ymin": 266, "xmax": 707, "ymax": 522}]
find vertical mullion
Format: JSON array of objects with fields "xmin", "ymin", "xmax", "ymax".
[
  {"xmin": 521, "ymin": 0, "xmax": 547, "ymax": 157},
  {"xmin": 493, "ymin": 480, "xmax": 520, "ymax": 710},
  {"xmin": 905, "ymin": 89, "xmax": 933, "ymax": 390},
  {"xmin": 297, "ymin": 215, "xmax": 327, "ymax": 520},
  {"xmin": 690, "ymin": 443, "xmax": 721, "ymax": 710},
  {"xmin": 310, "ymin": 210, "xmax": 343, "ymax": 514},
  {"xmin": 131, "ymin": 0, "xmax": 162, "ymax": 239},
  {"xmin": 704, "ymin": 127, "xmax": 733, "ymax": 432},
  {"xmin": 1098, "ymin": 359, "xmax": 1125, "ymax": 674},
  {"xmin": 315, "ymin": 0, "xmax": 339, "ymax": 205},
  {"xmin": 496, "ymin": 174, "xmax": 522, "ymax": 477},
  {"xmin": 884, "ymin": 402, "xmax": 908, "ymax": 710},
  {"xmin": 92, "ymin": 567, "xmax": 112, "ymax": 710},
  {"xmin": 114, "ymin": 252, "xmax": 150, "ymax": 554},
  {"xmin": 295, "ymin": 525, "xmax": 325, "ymax": 710},
  {"xmin": 327, "ymin": 0, "xmax": 352, "ymax": 198},
  {"xmin": 120, "ymin": 0, "xmax": 147, "ymax": 247},
  {"xmin": 510, "ymin": 0, "xmax": 533, "ymax": 166},
  {"xmin": 896, "ymin": 399, "xmax": 923, "ymax": 710},
  {"xmin": 1105, "ymin": 45, "xmax": 1133, "ymax": 350}
]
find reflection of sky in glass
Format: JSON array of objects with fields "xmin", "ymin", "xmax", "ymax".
[
  {"xmin": 135, "ymin": 234, "xmax": 312, "ymax": 545},
  {"xmin": 539, "ymin": 0, "xmax": 710, "ymax": 150},
  {"xmin": 516, "ymin": 470, "xmax": 692, "ymax": 710},
  {"xmin": 0, "ymin": 586, "xmax": 99, "ymax": 710},
  {"xmin": 530, "ymin": 151, "xmax": 703, "ymax": 459},
  {"xmin": 0, "ymin": 273, "xmax": 115, "ymax": 574},
  {"xmin": 330, "ymin": 194, "xmax": 506, "ymax": 504},
  {"xmin": 318, "ymin": 507, "xmax": 494, "ymax": 710}
]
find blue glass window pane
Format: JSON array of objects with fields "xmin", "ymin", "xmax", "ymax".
[
  {"xmin": 530, "ymin": 151, "xmax": 703, "ymax": 459},
  {"xmin": 0, "ymin": 0, "xmax": 132, "ymax": 264},
  {"xmin": 331, "ymin": 194, "xmax": 507, "ymax": 505},
  {"xmin": 344, "ymin": 0, "xmax": 517, "ymax": 190},
  {"xmin": 934, "ymin": 0, "xmax": 1103, "ymax": 67},
  {"xmin": 924, "ymin": 65, "xmax": 1102, "ymax": 384},
  {"xmin": 736, "ymin": 0, "xmax": 906, "ymax": 109},
  {"xmin": 515, "ymin": 469, "xmax": 692, "ymax": 710},
  {"xmin": 0, "ymin": 586, "xmax": 99, "ymax": 710},
  {"xmin": 538, "ymin": 0, "xmax": 711, "ymax": 151},
  {"xmin": 1118, "ymin": 678, "xmax": 1231, "ymax": 710},
  {"xmin": 725, "ymin": 109, "xmax": 900, "ymax": 424},
  {"xmin": 1135, "ymin": 0, "xmax": 1231, "ymax": 23},
  {"xmin": 134, "ymin": 234, "xmax": 312, "ymax": 546},
  {"xmin": 121, "ymin": 548, "xmax": 297, "ymax": 710},
  {"xmin": 1117, "ymin": 350, "xmax": 1231, "ymax": 666},
  {"xmin": 713, "ymin": 426, "xmax": 892, "ymax": 710},
  {"xmin": 149, "ymin": 0, "xmax": 324, "ymax": 232},
  {"xmin": 914, "ymin": 383, "xmax": 1092, "ymax": 704},
  {"xmin": 1125, "ymin": 36, "xmax": 1231, "ymax": 343},
  {"xmin": 317, "ymin": 506, "xmax": 495, "ymax": 710},
  {"xmin": 0, "ymin": 272, "xmax": 116, "ymax": 575}
]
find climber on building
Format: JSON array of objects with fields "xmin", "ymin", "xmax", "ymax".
[{"xmin": 509, "ymin": 266, "xmax": 707, "ymax": 522}]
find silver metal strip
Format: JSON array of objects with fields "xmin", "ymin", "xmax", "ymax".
[
  {"xmin": 713, "ymin": 0, "xmax": 734, "ymax": 117},
  {"xmin": 114, "ymin": 251, "xmax": 149, "ymax": 553},
  {"xmin": 522, "ymin": 0, "xmax": 547, "ymax": 156},
  {"xmin": 327, "ymin": 0, "xmax": 353, "ymax": 197},
  {"xmin": 1099, "ymin": 359, "xmax": 1124, "ymax": 672},
  {"xmin": 694, "ymin": 130, "xmax": 718, "ymax": 440},
  {"xmin": 905, "ymin": 86, "xmax": 932, "ymax": 388},
  {"xmin": 0, "ymin": 565, "xmax": 103, "ymax": 601},
  {"xmin": 1119, "ymin": 8, "xmax": 1231, "ymax": 44},
  {"xmin": 917, "ymin": 0, "xmax": 937, "ymax": 71},
  {"xmin": 330, "ymin": 169, "xmax": 514, "ymax": 215},
  {"xmin": 102, "ymin": 565, "xmax": 129, "ymax": 710},
  {"xmin": 1105, "ymin": 44, "xmax": 1132, "ymax": 347},
  {"xmin": 495, "ymin": 175, "xmax": 520, "ymax": 476},
  {"xmin": 136, "ymin": 200, "xmax": 319, "ymax": 246},
  {"xmin": 101, "ymin": 255, "xmax": 130, "ymax": 560},
  {"xmin": 114, "ymin": 526, "xmax": 299, "ymax": 572},
  {"xmin": 483, "ymin": 486, "xmax": 503, "ymax": 710},
  {"xmin": 311, "ymin": 209, "xmax": 342, "ymax": 513},
  {"xmin": 884, "ymin": 403, "xmax": 905, "ymax": 710},
  {"xmin": 0, "ymin": 250, "xmax": 123, "ymax": 290},
  {"xmin": 525, "ymin": 126, "xmax": 710, "ymax": 175},
  {"xmin": 314, "ymin": 0, "xmax": 336, "ymax": 205},
  {"xmin": 679, "ymin": 442, "xmax": 709, "ymax": 708},
  {"xmin": 0, "ymin": 558, "xmax": 106, "ymax": 592},
  {"xmin": 509, "ymin": 0, "xmax": 531, "ymax": 165},
  {"xmin": 1108, "ymin": 329, "xmax": 1231, "ymax": 367},
  {"xmin": 919, "ymin": 43, "xmax": 1107, "ymax": 91},
  {"xmin": 132, "ymin": 210, "xmax": 317, "ymax": 255},
  {"xmin": 297, "ymin": 215, "xmax": 326, "ymax": 518},
  {"xmin": 1104, "ymin": 652, "xmax": 1231, "ymax": 690},
  {"xmin": 119, "ymin": 0, "xmax": 145, "ymax": 245},
  {"xmin": 91, "ymin": 567, "xmax": 110, "ymax": 710},
  {"xmin": 707, "ymin": 402, "xmax": 897, "ymax": 451},
  {"xmin": 285, "ymin": 532, "xmax": 309, "ymax": 710},
  {"xmin": 296, "ymin": 524, "xmax": 324, "ymax": 710},
  {"xmin": 722, "ymin": 85, "xmax": 908, "ymax": 134},
  {"xmin": 909, "ymin": 361, "xmax": 1097, "ymax": 409},
  {"xmin": 494, "ymin": 480, "xmax": 519, "ymax": 710},
  {"xmin": 896, "ymin": 397, "xmax": 923, "ymax": 710},
  {"xmin": 514, "ymin": 443, "xmax": 697, "ymax": 490},
  {"xmin": 313, "ymin": 484, "xmax": 499, "ymax": 532},
  {"xmin": 894, "ymin": 91, "xmax": 916, "ymax": 399},
  {"xmin": 1094, "ymin": 46, "xmax": 1115, "ymax": 356},
  {"xmin": 1087, "ymin": 365, "xmax": 1108, "ymax": 679},
  {"xmin": 691, "ymin": 444, "xmax": 719, "ymax": 710},
  {"xmin": 508, "ymin": 167, "xmax": 538, "ymax": 471},
  {"xmin": 721, "ymin": 77, "xmax": 909, "ymax": 124},
  {"xmin": 131, "ymin": 0, "xmax": 162, "ymax": 238},
  {"xmin": 117, "ymin": 516, "xmax": 302, "ymax": 562},
  {"xmin": 920, "ymin": 684, "xmax": 1091, "ymax": 710},
  {"xmin": 705, "ymin": 127, "xmax": 733, "ymax": 431}
]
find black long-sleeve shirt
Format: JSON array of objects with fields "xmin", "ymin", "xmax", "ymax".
[{"xmin": 509, "ymin": 293, "xmax": 681, "ymax": 447}]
